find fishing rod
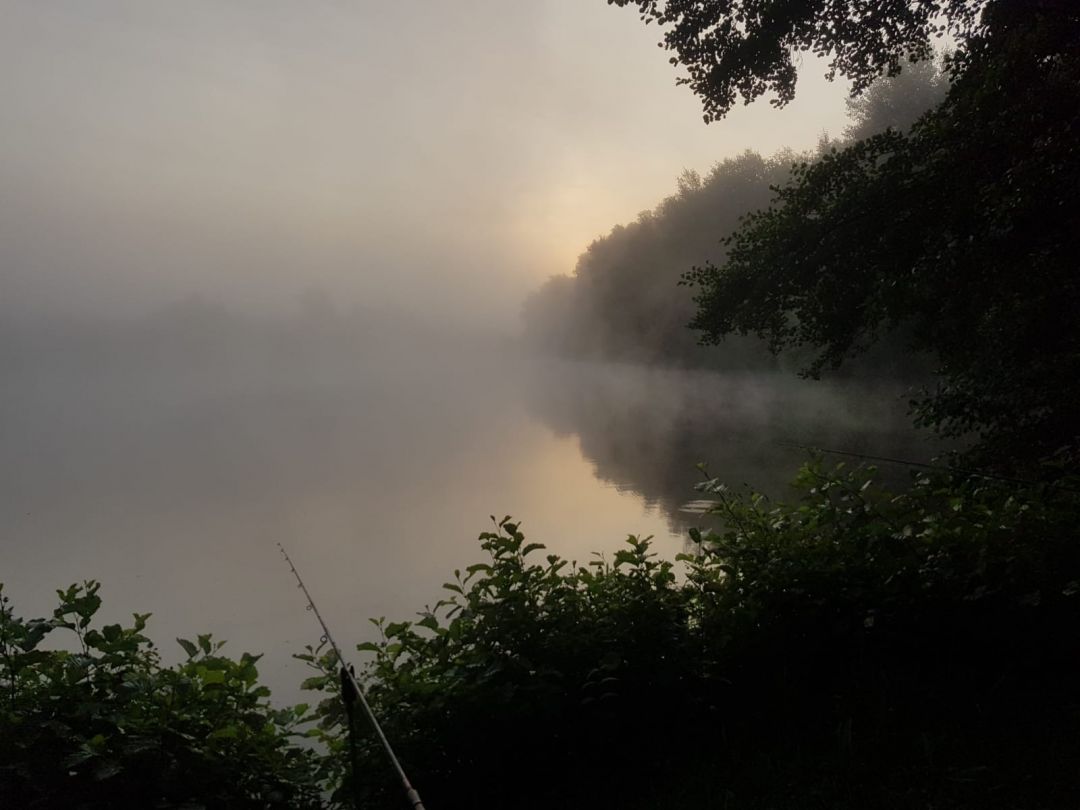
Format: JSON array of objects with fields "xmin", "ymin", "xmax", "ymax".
[
  {"xmin": 277, "ymin": 543, "xmax": 426, "ymax": 810},
  {"xmin": 774, "ymin": 440, "xmax": 1080, "ymax": 494}
]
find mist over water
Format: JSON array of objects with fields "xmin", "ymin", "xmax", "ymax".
[
  {"xmin": 0, "ymin": 313, "xmax": 934, "ymax": 702},
  {"xmin": 0, "ymin": 1, "xmax": 873, "ymax": 704},
  {"xmin": 526, "ymin": 359, "xmax": 940, "ymax": 525}
]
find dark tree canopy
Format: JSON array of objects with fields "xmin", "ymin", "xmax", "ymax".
[
  {"xmin": 610, "ymin": 0, "xmax": 985, "ymax": 122},
  {"xmin": 673, "ymin": 0, "xmax": 1080, "ymax": 468}
]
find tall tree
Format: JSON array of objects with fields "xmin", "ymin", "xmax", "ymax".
[{"xmin": 615, "ymin": 0, "xmax": 1080, "ymax": 469}]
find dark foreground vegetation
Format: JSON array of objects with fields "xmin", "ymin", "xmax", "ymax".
[
  {"xmin": 323, "ymin": 466, "xmax": 1080, "ymax": 809},
  {"xmin": 4, "ymin": 464, "xmax": 1080, "ymax": 808},
  {"xmin": 0, "ymin": 582, "xmax": 326, "ymax": 808}
]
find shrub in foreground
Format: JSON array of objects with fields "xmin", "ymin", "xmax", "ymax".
[
  {"xmin": 304, "ymin": 463, "xmax": 1080, "ymax": 809},
  {"xmin": 0, "ymin": 583, "xmax": 325, "ymax": 809}
]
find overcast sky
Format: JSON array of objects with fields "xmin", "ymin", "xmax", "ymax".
[{"xmin": 1, "ymin": 0, "xmax": 852, "ymax": 329}]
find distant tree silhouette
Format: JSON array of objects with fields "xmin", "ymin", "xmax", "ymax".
[
  {"xmin": 523, "ymin": 65, "xmax": 945, "ymax": 378},
  {"xmin": 843, "ymin": 58, "xmax": 947, "ymax": 140},
  {"xmin": 523, "ymin": 151, "xmax": 787, "ymax": 369}
]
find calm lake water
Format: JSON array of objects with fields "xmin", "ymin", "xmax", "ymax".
[{"xmin": 0, "ymin": 335, "xmax": 937, "ymax": 702}]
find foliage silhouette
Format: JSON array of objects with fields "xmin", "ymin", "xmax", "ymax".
[
  {"xmin": 609, "ymin": 0, "xmax": 983, "ymax": 123},
  {"xmin": 0, "ymin": 583, "xmax": 325, "ymax": 809},
  {"xmin": 302, "ymin": 464, "xmax": 1080, "ymax": 809},
  {"xmin": 6, "ymin": 459, "xmax": 1078, "ymax": 808}
]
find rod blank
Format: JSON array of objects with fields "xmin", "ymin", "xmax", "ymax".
[{"xmin": 278, "ymin": 543, "xmax": 427, "ymax": 810}]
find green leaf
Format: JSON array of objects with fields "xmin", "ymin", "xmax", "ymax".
[
  {"xmin": 177, "ymin": 638, "xmax": 198, "ymax": 659},
  {"xmin": 417, "ymin": 615, "xmax": 440, "ymax": 632}
]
